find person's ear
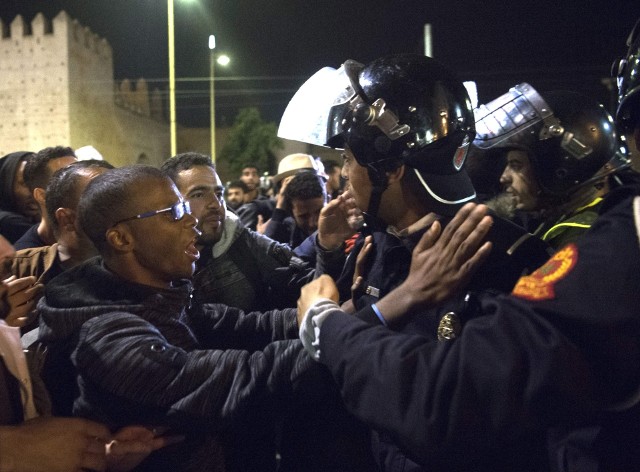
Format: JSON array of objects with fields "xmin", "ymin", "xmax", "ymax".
[
  {"xmin": 386, "ymin": 164, "xmax": 406, "ymax": 184},
  {"xmin": 55, "ymin": 208, "xmax": 76, "ymax": 233},
  {"xmin": 105, "ymin": 225, "xmax": 134, "ymax": 253},
  {"xmin": 33, "ymin": 187, "xmax": 46, "ymax": 206}
]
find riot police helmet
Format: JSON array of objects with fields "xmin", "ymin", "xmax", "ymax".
[
  {"xmin": 474, "ymin": 83, "xmax": 619, "ymax": 196},
  {"xmin": 613, "ymin": 17, "xmax": 640, "ymax": 132},
  {"xmin": 279, "ymin": 54, "xmax": 477, "ymax": 213}
]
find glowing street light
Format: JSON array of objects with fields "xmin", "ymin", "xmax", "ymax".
[{"xmin": 209, "ymin": 34, "xmax": 230, "ymax": 162}]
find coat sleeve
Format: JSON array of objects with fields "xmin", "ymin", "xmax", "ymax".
[
  {"xmin": 243, "ymin": 229, "xmax": 317, "ymax": 301},
  {"xmin": 72, "ymin": 312, "xmax": 316, "ymax": 430},
  {"xmin": 317, "ymin": 190, "xmax": 640, "ymax": 468},
  {"xmin": 191, "ymin": 303, "xmax": 299, "ymax": 351},
  {"xmin": 263, "ymin": 208, "xmax": 292, "ymax": 245}
]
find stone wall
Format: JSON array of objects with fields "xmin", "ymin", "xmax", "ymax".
[{"xmin": 0, "ymin": 10, "xmax": 169, "ymax": 166}]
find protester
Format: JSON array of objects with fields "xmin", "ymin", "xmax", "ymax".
[
  {"xmin": 14, "ymin": 146, "xmax": 77, "ymax": 250},
  {"xmin": 35, "ymin": 165, "xmax": 342, "ymax": 471},
  {"xmin": 161, "ymin": 152, "xmax": 313, "ymax": 311},
  {"xmin": 263, "ymin": 171, "xmax": 328, "ymax": 249},
  {"xmin": 0, "ymin": 152, "xmax": 38, "ymax": 243},
  {"xmin": 225, "ymin": 180, "xmax": 248, "ymax": 212},
  {"xmin": 0, "ymin": 233, "xmax": 179, "ymax": 472},
  {"xmin": 236, "ymin": 164, "xmax": 275, "ymax": 230}
]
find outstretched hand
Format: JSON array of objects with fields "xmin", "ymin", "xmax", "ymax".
[
  {"xmin": 375, "ymin": 203, "xmax": 493, "ymax": 325},
  {"xmin": 297, "ymin": 274, "xmax": 340, "ymax": 326},
  {"xmin": 0, "ymin": 416, "xmax": 111, "ymax": 472},
  {"xmin": 106, "ymin": 425, "xmax": 184, "ymax": 472}
]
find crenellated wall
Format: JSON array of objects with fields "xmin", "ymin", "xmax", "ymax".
[{"xmin": 0, "ymin": 10, "xmax": 170, "ymax": 167}]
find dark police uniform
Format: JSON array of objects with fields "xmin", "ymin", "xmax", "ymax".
[
  {"xmin": 315, "ymin": 211, "xmax": 552, "ymax": 471},
  {"xmin": 314, "ymin": 184, "xmax": 640, "ymax": 471}
]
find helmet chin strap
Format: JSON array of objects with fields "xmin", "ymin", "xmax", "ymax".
[{"xmin": 363, "ymin": 167, "xmax": 389, "ymax": 221}]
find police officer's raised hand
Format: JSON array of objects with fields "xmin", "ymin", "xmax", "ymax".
[
  {"xmin": 375, "ymin": 203, "xmax": 493, "ymax": 325},
  {"xmin": 317, "ymin": 190, "xmax": 359, "ymax": 250}
]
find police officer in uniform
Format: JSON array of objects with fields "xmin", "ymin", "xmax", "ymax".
[
  {"xmin": 280, "ymin": 53, "xmax": 551, "ymax": 471},
  {"xmin": 293, "ymin": 20, "xmax": 640, "ymax": 472},
  {"xmin": 471, "ymin": 83, "xmax": 631, "ymax": 249}
]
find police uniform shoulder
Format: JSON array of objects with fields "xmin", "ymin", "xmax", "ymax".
[{"xmin": 600, "ymin": 183, "xmax": 640, "ymax": 213}]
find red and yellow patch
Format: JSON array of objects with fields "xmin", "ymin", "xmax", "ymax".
[{"xmin": 512, "ymin": 244, "xmax": 578, "ymax": 301}]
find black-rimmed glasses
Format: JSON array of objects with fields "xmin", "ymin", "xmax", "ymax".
[{"xmin": 111, "ymin": 201, "xmax": 191, "ymax": 227}]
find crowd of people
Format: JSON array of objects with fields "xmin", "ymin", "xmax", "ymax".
[{"xmin": 0, "ymin": 16, "xmax": 639, "ymax": 472}]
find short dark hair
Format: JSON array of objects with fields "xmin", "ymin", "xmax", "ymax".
[
  {"xmin": 283, "ymin": 171, "xmax": 326, "ymax": 211},
  {"xmin": 161, "ymin": 152, "xmax": 214, "ymax": 183},
  {"xmin": 78, "ymin": 165, "xmax": 168, "ymax": 253},
  {"xmin": 24, "ymin": 146, "xmax": 76, "ymax": 191},
  {"xmin": 323, "ymin": 160, "xmax": 340, "ymax": 174},
  {"xmin": 241, "ymin": 164, "xmax": 259, "ymax": 173},
  {"xmin": 46, "ymin": 160, "xmax": 114, "ymax": 234},
  {"xmin": 227, "ymin": 180, "xmax": 248, "ymax": 193}
]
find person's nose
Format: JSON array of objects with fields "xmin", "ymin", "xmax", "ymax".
[
  {"xmin": 184, "ymin": 211, "xmax": 198, "ymax": 229},
  {"xmin": 499, "ymin": 167, "xmax": 511, "ymax": 187},
  {"xmin": 206, "ymin": 193, "xmax": 223, "ymax": 210}
]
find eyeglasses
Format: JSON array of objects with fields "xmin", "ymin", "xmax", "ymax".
[{"xmin": 111, "ymin": 200, "xmax": 191, "ymax": 227}]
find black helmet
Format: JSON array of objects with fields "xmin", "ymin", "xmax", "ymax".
[
  {"xmin": 613, "ymin": 18, "xmax": 640, "ymax": 132},
  {"xmin": 279, "ymin": 53, "xmax": 477, "ymax": 211},
  {"xmin": 473, "ymin": 83, "xmax": 619, "ymax": 196}
]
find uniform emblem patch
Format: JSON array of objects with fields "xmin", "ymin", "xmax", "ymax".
[
  {"xmin": 453, "ymin": 136, "xmax": 470, "ymax": 170},
  {"xmin": 511, "ymin": 244, "xmax": 578, "ymax": 301}
]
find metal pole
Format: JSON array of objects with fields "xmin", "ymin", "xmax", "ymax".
[
  {"xmin": 209, "ymin": 35, "xmax": 216, "ymax": 162},
  {"xmin": 168, "ymin": 0, "xmax": 177, "ymax": 156},
  {"xmin": 424, "ymin": 23, "xmax": 432, "ymax": 58}
]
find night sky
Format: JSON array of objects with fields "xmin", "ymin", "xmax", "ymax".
[{"xmin": 0, "ymin": 1, "xmax": 637, "ymax": 127}]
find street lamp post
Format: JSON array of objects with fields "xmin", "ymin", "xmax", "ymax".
[
  {"xmin": 168, "ymin": 0, "xmax": 177, "ymax": 156},
  {"xmin": 209, "ymin": 35, "xmax": 230, "ymax": 163},
  {"xmin": 209, "ymin": 35, "xmax": 216, "ymax": 162}
]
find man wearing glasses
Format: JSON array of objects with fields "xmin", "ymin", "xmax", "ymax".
[{"xmin": 35, "ymin": 165, "xmax": 318, "ymax": 472}]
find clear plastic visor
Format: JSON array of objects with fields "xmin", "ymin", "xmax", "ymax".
[
  {"xmin": 278, "ymin": 65, "xmax": 356, "ymax": 147},
  {"xmin": 473, "ymin": 83, "xmax": 552, "ymax": 150}
]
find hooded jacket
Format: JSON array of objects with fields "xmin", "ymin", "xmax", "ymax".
[
  {"xmin": 37, "ymin": 257, "xmax": 316, "ymax": 471},
  {"xmin": 193, "ymin": 212, "xmax": 313, "ymax": 311},
  {"xmin": 0, "ymin": 151, "xmax": 36, "ymax": 243}
]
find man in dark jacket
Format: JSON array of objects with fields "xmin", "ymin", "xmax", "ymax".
[
  {"xmin": 263, "ymin": 170, "xmax": 328, "ymax": 250},
  {"xmin": 160, "ymin": 153, "xmax": 375, "ymax": 471},
  {"xmin": 161, "ymin": 152, "xmax": 313, "ymax": 311},
  {"xmin": 0, "ymin": 151, "xmax": 39, "ymax": 243},
  {"xmin": 36, "ymin": 165, "xmax": 320, "ymax": 472}
]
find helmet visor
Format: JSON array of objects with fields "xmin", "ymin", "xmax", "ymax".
[
  {"xmin": 473, "ymin": 83, "xmax": 553, "ymax": 150},
  {"xmin": 278, "ymin": 65, "xmax": 357, "ymax": 148}
]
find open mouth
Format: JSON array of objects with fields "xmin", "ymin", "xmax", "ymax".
[{"xmin": 185, "ymin": 237, "xmax": 200, "ymax": 261}]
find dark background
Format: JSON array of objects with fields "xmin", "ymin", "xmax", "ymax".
[{"xmin": 0, "ymin": 1, "xmax": 637, "ymax": 127}]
